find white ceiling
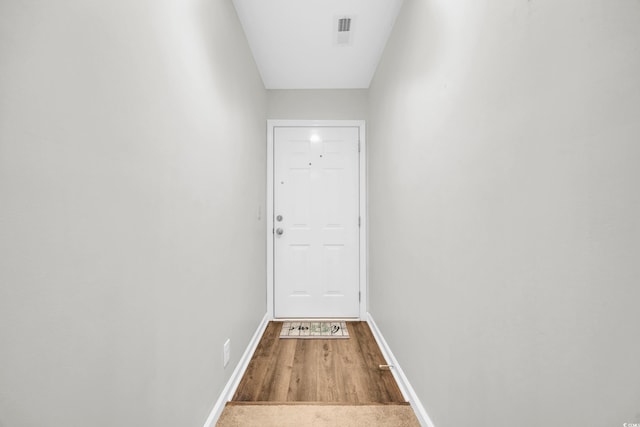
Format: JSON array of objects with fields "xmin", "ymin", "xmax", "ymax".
[{"xmin": 232, "ymin": 0, "xmax": 405, "ymax": 89}]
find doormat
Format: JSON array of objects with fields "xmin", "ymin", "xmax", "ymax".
[{"xmin": 280, "ymin": 321, "xmax": 349, "ymax": 339}]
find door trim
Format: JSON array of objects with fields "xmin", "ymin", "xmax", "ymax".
[{"xmin": 267, "ymin": 120, "xmax": 367, "ymax": 320}]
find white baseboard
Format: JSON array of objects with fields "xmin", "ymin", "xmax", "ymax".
[
  {"xmin": 366, "ymin": 313, "xmax": 436, "ymax": 427},
  {"xmin": 203, "ymin": 312, "xmax": 271, "ymax": 427}
]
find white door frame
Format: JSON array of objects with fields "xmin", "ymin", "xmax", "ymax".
[{"xmin": 266, "ymin": 120, "xmax": 367, "ymax": 320}]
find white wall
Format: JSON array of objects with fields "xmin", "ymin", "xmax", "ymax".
[
  {"xmin": 0, "ymin": 1, "xmax": 266, "ymax": 426},
  {"xmin": 268, "ymin": 89, "xmax": 367, "ymax": 119},
  {"xmin": 368, "ymin": 1, "xmax": 640, "ymax": 426}
]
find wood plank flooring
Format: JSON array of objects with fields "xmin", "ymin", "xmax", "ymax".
[{"xmin": 232, "ymin": 321, "xmax": 406, "ymax": 404}]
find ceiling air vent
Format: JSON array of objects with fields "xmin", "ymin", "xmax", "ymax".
[
  {"xmin": 336, "ymin": 16, "xmax": 354, "ymax": 46},
  {"xmin": 338, "ymin": 18, "xmax": 352, "ymax": 32}
]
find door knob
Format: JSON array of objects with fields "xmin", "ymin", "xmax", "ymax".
[
  {"xmin": 276, "ymin": 228, "xmax": 284, "ymax": 236},
  {"xmin": 276, "ymin": 215, "xmax": 283, "ymax": 222}
]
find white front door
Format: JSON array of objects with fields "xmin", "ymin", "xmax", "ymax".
[{"xmin": 273, "ymin": 126, "xmax": 360, "ymax": 318}]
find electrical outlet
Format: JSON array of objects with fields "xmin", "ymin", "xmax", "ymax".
[{"xmin": 223, "ymin": 339, "xmax": 230, "ymax": 368}]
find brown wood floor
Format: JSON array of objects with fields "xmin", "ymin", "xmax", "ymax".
[{"xmin": 232, "ymin": 321, "xmax": 406, "ymax": 404}]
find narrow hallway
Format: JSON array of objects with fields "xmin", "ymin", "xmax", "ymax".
[{"xmin": 2, "ymin": 0, "xmax": 639, "ymax": 426}]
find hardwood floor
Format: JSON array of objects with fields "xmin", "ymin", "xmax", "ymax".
[{"xmin": 232, "ymin": 321, "xmax": 406, "ymax": 404}]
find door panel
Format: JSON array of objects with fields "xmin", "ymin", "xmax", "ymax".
[{"xmin": 274, "ymin": 127, "xmax": 359, "ymax": 318}]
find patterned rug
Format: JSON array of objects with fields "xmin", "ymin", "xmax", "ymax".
[{"xmin": 279, "ymin": 321, "xmax": 349, "ymax": 339}]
